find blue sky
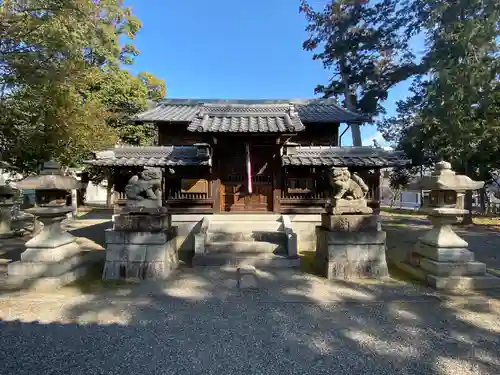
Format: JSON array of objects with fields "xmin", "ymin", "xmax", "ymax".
[{"xmin": 124, "ymin": 0, "xmax": 424, "ymax": 146}]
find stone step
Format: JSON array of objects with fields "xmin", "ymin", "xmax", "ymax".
[
  {"xmin": 207, "ymin": 231, "xmax": 286, "ymax": 244},
  {"xmin": 205, "ymin": 241, "xmax": 286, "ymax": 255},
  {"xmin": 428, "ymin": 274, "xmax": 500, "ymax": 290},
  {"xmin": 192, "ymin": 252, "xmax": 300, "ymax": 268},
  {"xmin": 208, "ymin": 221, "xmax": 283, "ymax": 233},
  {"xmin": 419, "ymin": 258, "xmax": 487, "ymax": 277},
  {"xmin": 0, "ymin": 259, "xmax": 10, "ymax": 277},
  {"xmin": 209, "ymin": 214, "xmax": 282, "ymax": 222}
]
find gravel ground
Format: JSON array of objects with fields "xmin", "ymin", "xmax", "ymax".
[{"xmin": 0, "ymin": 269, "xmax": 499, "ymax": 375}]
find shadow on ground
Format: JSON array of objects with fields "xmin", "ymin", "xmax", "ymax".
[
  {"xmin": 1, "ymin": 212, "xmax": 500, "ymax": 374},
  {"xmin": 1, "ymin": 267, "xmax": 499, "ymax": 374}
]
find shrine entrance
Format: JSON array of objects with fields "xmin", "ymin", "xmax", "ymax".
[{"xmin": 218, "ymin": 142, "xmax": 275, "ymax": 212}]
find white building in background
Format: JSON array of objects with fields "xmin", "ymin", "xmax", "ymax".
[{"xmin": 1, "ymin": 168, "xmax": 108, "ymax": 206}]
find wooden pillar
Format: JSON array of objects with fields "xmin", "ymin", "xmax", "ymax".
[
  {"xmin": 273, "ymin": 148, "xmax": 282, "ymax": 213},
  {"xmin": 373, "ymin": 168, "xmax": 381, "ymax": 214}
]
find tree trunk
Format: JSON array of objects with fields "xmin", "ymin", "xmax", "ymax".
[
  {"xmin": 340, "ymin": 59, "xmax": 362, "ymax": 146},
  {"xmin": 479, "ymin": 188, "xmax": 486, "ymax": 215},
  {"xmin": 461, "ymin": 190, "xmax": 474, "ymax": 224}
]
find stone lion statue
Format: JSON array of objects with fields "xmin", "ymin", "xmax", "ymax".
[
  {"xmin": 125, "ymin": 168, "xmax": 162, "ymax": 208},
  {"xmin": 328, "ymin": 167, "xmax": 369, "ymax": 200}
]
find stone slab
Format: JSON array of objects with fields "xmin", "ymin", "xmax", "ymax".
[
  {"xmin": 419, "ymin": 258, "xmax": 486, "ymax": 277},
  {"xmin": 237, "ymin": 265, "xmax": 258, "ymax": 289},
  {"xmin": 324, "ymin": 230, "xmax": 386, "ymax": 245},
  {"xmin": 316, "ymin": 227, "xmax": 388, "ymax": 279},
  {"xmin": 7, "ymin": 250, "xmax": 95, "ymax": 279},
  {"xmin": 25, "ymin": 228, "xmax": 75, "ymax": 249},
  {"xmin": 105, "ymin": 229, "xmax": 173, "ymax": 245},
  {"xmin": 418, "ymin": 225, "xmax": 469, "ymax": 248},
  {"xmin": 21, "ymin": 242, "xmax": 81, "ymax": 262},
  {"xmin": 112, "ymin": 213, "xmax": 171, "ymax": 232},
  {"xmin": 286, "ymin": 232, "xmax": 298, "ymax": 257},
  {"xmin": 102, "ymin": 234, "xmax": 178, "ymax": 281},
  {"xmin": 321, "ymin": 214, "xmax": 378, "ymax": 232},
  {"xmin": 414, "ymin": 242, "xmax": 474, "ymax": 262},
  {"xmin": 427, "ymin": 274, "xmax": 500, "ymax": 290}
]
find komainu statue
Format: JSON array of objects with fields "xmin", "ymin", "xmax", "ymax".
[
  {"xmin": 325, "ymin": 167, "xmax": 372, "ymax": 214},
  {"xmin": 125, "ymin": 168, "xmax": 163, "ymax": 209}
]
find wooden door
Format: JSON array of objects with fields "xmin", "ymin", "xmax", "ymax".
[{"xmin": 219, "ymin": 142, "xmax": 274, "ymax": 212}]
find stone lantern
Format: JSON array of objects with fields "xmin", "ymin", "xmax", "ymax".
[
  {"xmin": 7, "ymin": 160, "xmax": 93, "ymax": 288},
  {"xmin": 398, "ymin": 161, "xmax": 500, "ymax": 290},
  {"xmin": 0, "ymin": 177, "xmax": 17, "ymax": 238}
]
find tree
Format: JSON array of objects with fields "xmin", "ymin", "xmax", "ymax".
[
  {"xmin": 379, "ymin": 0, "xmax": 500, "ymax": 178},
  {"xmin": 138, "ymin": 72, "xmax": 167, "ymax": 102},
  {"xmin": 0, "ymin": 0, "xmax": 165, "ymax": 173},
  {"xmin": 300, "ymin": 0, "xmax": 423, "ymax": 145},
  {"xmin": 379, "ymin": 0, "xmax": 500, "ymax": 221}
]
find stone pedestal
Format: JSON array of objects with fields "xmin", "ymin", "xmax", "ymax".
[
  {"xmin": 103, "ymin": 210, "xmax": 178, "ymax": 280},
  {"xmin": 7, "ymin": 205, "xmax": 96, "ymax": 288},
  {"xmin": 0, "ymin": 202, "xmax": 14, "ymax": 238},
  {"xmin": 316, "ymin": 214, "xmax": 388, "ymax": 279},
  {"xmin": 397, "ymin": 213, "xmax": 500, "ymax": 290}
]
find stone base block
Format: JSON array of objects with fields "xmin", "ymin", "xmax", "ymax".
[
  {"xmin": 102, "ymin": 227, "xmax": 178, "ymax": 281},
  {"xmin": 7, "ymin": 249, "xmax": 97, "ymax": 289},
  {"xmin": 316, "ymin": 227, "xmax": 388, "ymax": 279},
  {"xmin": 427, "ymin": 274, "xmax": 500, "ymax": 290},
  {"xmin": 321, "ymin": 213, "xmax": 378, "ymax": 232},
  {"xmin": 419, "ymin": 258, "xmax": 486, "ymax": 277},
  {"xmin": 105, "ymin": 229, "xmax": 173, "ymax": 245},
  {"xmin": 393, "ymin": 260, "xmax": 500, "ymax": 291},
  {"xmin": 327, "ymin": 199, "xmax": 373, "ymax": 215},
  {"xmin": 414, "ymin": 242, "xmax": 474, "ymax": 262},
  {"xmin": 0, "ymin": 231, "xmax": 14, "ymax": 239},
  {"xmin": 112, "ymin": 213, "xmax": 171, "ymax": 232},
  {"xmin": 21, "ymin": 242, "xmax": 80, "ymax": 262},
  {"xmin": 237, "ymin": 265, "xmax": 258, "ymax": 289}
]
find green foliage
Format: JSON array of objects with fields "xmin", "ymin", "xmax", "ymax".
[
  {"xmin": 379, "ymin": 0, "xmax": 500, "ymax": 182},
  {"xmin": 137, "ymin": 72, "xmax": 167, "ymax": 102},
  {"xmin": 300, "ymin": 0, "xmax": 423, "ymax": 118},
  {"xmin": 0, "ymin": 0, "xmax": 166, "ymax": 173}
]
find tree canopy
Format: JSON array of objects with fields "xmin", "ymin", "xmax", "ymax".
[
  {"xmin": 300, "ymin": 0, "xmax": 423, "ymax": 145},
  {"xmin": 302, "ymin": 0, "xmax": 499, "ymax": 181},
  {"xmin": 378, "ymin": 0, "xmax": 500, "ymax": 182},
  {"xmin": 0, "ymin": 0, "xmax": 166, "ymax": 174}
]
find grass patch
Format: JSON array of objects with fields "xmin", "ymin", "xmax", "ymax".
[
  {"xmin": 66, "ymin": 259, "xmax": 136, "ymax": 293},
  {"xmin": 474, "ymin": 217, "xmax": 500, "ymax": 226},
  {"xmin": 380, "ymin": 207, "xmax": 423, "ymax": 217},
  {"xmin": 298, "ymin": 250, "xmax": 321, "ymax": 276},
  {"xmin": 387, "ymin": 263, "xmax": 425, "ymax": 286}
]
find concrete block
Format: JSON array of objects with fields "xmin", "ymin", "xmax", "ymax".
[
  {"xmin": 194, "ymin": 233, "xmax": 206, "ymax": 255},
  {"xmin": 323, "ymin": 230, "xmax": 386, "ymax": 245},
  {"xmin": 127, "ymin": 244, "xmax": 147, "ymax": 262},
  {"xmin": 105, "ymin": 244, "xmax": 128, "ymax": 262},
  {"xmin": 7, "ymin": 250, "xmax": 94, "ymax": 282},
  {"xmin": 419, "ymin": 258, "xmax": 486, "ymax": 277},
  {"xmin": 21, "ymin": 242, "xmax": 81, "ymax": 262},
  {"xmin": 415, "ymin": 242, "xmax": 474, "ymax": 262},
  {"xmin": 321, "ymin": 214, "xmax": 378, "ymax": 232},
  {"xmin": 237, "ymin": 265, "xmax": 258, "ymax": 289},
  {"xmin": 427, "ymin": 274, "xmax": 500, "ymax": 290},
  {"xmin": 105, "ymin": 230, "xmax": 169, "ymax": 245},
  {"xmin": 286, "ymin": 232, "xmax": 297, "ymax": 257},
  {"xmin": 145, "ymin": 244, "xmax": 167, "ymax": 262}
]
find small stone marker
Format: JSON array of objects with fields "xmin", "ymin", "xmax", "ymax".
[{"xmin": 237, "ymin": 265, "xmax": 258, "ymax": 289}]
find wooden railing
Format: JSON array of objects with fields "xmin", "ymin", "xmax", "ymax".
[
  {"xmin": 167, "ymin": 191, "xmax": 209, "ymax": 200},
  {"xmin": 165, "ymin": 178, "xmax": 214, "ymax": 213}
]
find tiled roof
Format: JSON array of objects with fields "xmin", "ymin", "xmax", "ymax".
[
  {"xmin": 133, "ymin": 99, "xmax": 367, "ymax": 129},
  {"xmin": 281, "ymin": 146, "xmax": 411, "ymax": 168},
  {"xmin": 187, "ymin": 103, "xmax": 305, "ymax": 132},
  {"xmin": 84, "ymin": 146, "xmax": 211, "ymax": 167}
]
